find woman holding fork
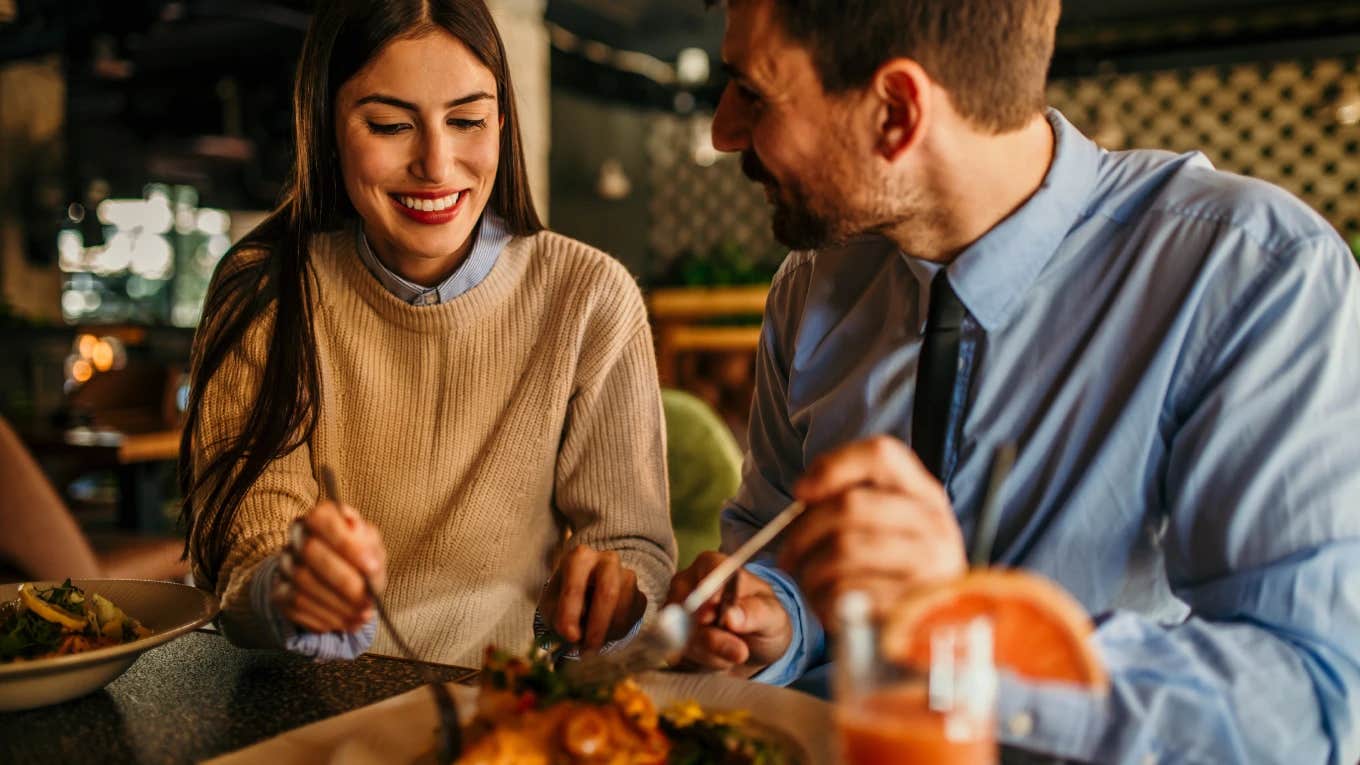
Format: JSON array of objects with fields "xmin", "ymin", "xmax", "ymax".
[{"xmin": 179, "ymin": 0, "xmax": 675, "ymax": 667}]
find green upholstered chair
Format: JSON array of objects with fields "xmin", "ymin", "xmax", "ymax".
[{"xmin": 662, "ymin": 389, "xmax": 744, "ymax": 568}]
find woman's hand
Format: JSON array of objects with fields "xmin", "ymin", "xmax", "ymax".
[
  {"xmin": 539, "ymin": 545, "xmax": 647, "ymax": 652},
  {"xmin": 273, "ymin": 500, "xmax": 387, "ymax": 634}
]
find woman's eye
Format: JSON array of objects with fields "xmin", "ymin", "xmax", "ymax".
[
  {"xmin": 366, "ymin": 121, "xmax": 409, "ymax": 135},
  {"xmin": 449, "ymin": 118, "xmax": 488, "ymax": 130}
]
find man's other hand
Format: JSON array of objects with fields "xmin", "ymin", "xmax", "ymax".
[{"xmin": 666, "ymin": 552, "xmax": 793, "ymax": 677}]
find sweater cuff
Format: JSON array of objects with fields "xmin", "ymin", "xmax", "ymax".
[{"xmin": 532, "ymin": 604, "xmax": 647, "ymax": 659}]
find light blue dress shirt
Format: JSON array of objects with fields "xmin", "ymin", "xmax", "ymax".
[{"xmin": 727, "ymin": 110, "xmax": 1360, "ymax": 763}]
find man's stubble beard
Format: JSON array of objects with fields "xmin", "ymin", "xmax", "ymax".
[
  {"xmin": 764, "ymin": 162, "xmax": 873, "ymax": 251},
  {"xmin": 770, "ymin": 187, "xmax": 839, "ymax": 250},
  {"xmin": 744, "ymin": 137, "xmax": 924, "ymax": 252},
  {"xmin": 770, "ymin": 167, "xmax": 909, "ymax": 252}
]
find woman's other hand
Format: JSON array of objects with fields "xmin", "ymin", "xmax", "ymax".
[
  {"xmin": 273, "ymin": 500, "xmax": 387, "ymax": 633},
  {"xmin": 539, "ymin": 545, "xmax": 647, "ymax": 651}
]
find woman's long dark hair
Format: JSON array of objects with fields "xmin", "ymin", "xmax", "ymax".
[{"xmin": 180, "ymin": 0, "xmax": 543, "ymax": 589}]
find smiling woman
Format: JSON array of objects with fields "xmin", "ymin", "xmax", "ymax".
[
  {"xmin": 335, "ymin": 32, "xmax": 504, "ymax": 285},
  {"xmin": 178, "ymin": 0, "xmax": 676, "ymax": 668}
]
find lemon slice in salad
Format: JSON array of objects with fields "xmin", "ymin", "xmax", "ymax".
[{"xmin": 18, "ymin": 583, "xmax": 87, "ymax": 630}]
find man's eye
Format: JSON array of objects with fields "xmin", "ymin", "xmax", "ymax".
[{"xmin": 366, "ymin": 122, "xmax": 410, "ymax": 135}]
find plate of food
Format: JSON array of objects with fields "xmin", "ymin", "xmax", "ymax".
[
  {"xmin": 0, "ymin": 578, "xmax": 219, "ymax": 711},
  {"xmin": 451, "ymin": 647, "xmax": 823, "ymax": 764},
  {"xmin": 208, "ymin": 646, "xmax": 835, "ymax": 765}
]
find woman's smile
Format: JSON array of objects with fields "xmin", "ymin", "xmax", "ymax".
[{"xmin": 387, "ymin": 189, "xmax": 468, "ymax": 224}]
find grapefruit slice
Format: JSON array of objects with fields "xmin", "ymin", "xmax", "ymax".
[{"xmin": 880, "ymin": 569, "xmax": 1107, "ymax": 691}]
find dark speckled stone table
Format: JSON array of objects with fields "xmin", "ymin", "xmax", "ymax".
[
  {"xmin": 0, "ymin": 629, "xmax": 477, "ymax": 764},
  {"xmin": 0, "ymin": 630, "xmax": 1074, "ymax": 765}
]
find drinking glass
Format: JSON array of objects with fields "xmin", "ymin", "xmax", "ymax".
[{"xmin": 834, "ymin": 592, "xmax": 999, "ymax": 765}]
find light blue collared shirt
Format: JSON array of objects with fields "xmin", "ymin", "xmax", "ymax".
[
  {"xmin": 354, "ymin": 213, "xmax": 510, "ymax": 305},
  {"xmin": 729, "ymin": 110, "xmax": 1360, "ymax": 763}
]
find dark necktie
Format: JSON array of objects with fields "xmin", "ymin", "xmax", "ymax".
[{"xmin": 912, "ymin": 271, "xmax": 966, "ymax": 480}]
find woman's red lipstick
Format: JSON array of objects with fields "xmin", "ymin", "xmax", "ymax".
[{"xmin": 388, "ymin": 189, "xmax": 465, "ymax": 225}]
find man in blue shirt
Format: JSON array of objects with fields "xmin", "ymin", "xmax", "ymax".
[{"xmin": 667, "ymin": 0, "xmax": 1360, "ymax": 762}]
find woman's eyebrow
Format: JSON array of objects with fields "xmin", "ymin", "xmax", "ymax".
[{"xmin": 354, "ymin": 91, "xmax": 495, "ymax": 110}]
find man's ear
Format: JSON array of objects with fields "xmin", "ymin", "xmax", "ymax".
[{"xmin": 872, "ymin": 59, "xmax": 931, "ymax": 162}]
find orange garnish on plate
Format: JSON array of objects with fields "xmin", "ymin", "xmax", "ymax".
[{"xmin": 880, "ymin": 569, "xmax": 1108, "ymax": 690}]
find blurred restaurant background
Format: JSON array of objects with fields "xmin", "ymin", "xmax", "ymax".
[{"xmin": 0, "ymin": 0, "xmax": 1357, "ymax": 578}]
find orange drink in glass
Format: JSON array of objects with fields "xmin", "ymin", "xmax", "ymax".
[{"xmin": 835, "ymin": 592, "xmax": 998, "ymax": 765}]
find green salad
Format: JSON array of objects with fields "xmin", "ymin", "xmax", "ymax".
[{"xmin": 0, "ymin": 579, "xmax": 151, "ymax": 662}]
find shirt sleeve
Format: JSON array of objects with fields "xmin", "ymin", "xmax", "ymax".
[
  {"xmin": 999, "ymin": 235, "xmax": 1360, "ymax": 764},
  {"xmin": 742, "ymin": 561, "xmax": 827, "ymax": 685},
  {"xmin": 719, "ymin": 256, "xmax": 828, "ymax": 685}
]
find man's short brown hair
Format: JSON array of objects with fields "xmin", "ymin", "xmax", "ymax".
[{"xmin": 711, "ymin": 0, "xmax": 1061, "ymax": 132}]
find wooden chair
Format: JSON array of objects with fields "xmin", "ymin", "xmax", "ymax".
[{"xmin": 648, "ymin": 285, "xmax": 768, "ymax": 387}]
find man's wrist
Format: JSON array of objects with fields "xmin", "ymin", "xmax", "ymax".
[{"xmin": 743, "ymin": 561, "xmax": 825, "ymax": 686}]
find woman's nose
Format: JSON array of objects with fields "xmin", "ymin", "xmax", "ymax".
[{"xmin": 411, "ymin": 131, "xmax": 453, "ymax": 184}]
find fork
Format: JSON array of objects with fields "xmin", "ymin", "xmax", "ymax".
[{"xmin": 319, "ymin": 466, "xmax": 461, "ymax": 765}]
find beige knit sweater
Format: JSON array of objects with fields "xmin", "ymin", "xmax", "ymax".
[{"xmin": 194, "ymin": 225, "xmax": 676, "ymax": 667}]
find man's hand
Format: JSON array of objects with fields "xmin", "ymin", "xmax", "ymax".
[
  {"xmin": 539, "ymin": 545, "xmax": 647, "ymax": 652},
  {"xmin": 780, "ymin": 435, "xmax": 966, "ymax": 630},
  {"xmin": 666, "ymin": 552, "xmax": 792, "ymax": 677}
]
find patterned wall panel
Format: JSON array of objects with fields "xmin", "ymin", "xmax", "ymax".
[
  {"xmin": 646, "ymin": 113, "xmax": 779, "ymax": 265},
  {"xmin": 1048, "ymin": 55, "xmax": 1360, "ymax": 239}
]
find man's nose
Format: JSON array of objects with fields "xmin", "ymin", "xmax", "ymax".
[{"xmin": 710, "ymin": 83, "xmax": 749, "ymax": 153}]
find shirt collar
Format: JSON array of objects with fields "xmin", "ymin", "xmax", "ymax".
[
  {"xmin": 355, "ymin": 212, "xmax": 511, "ymax": 306},
  {"xmin": 939, "ymin": 108, "xmax": 1102, "ymax": 332},
  {"xmin": 902, "ymin": 257, "xmax": 943, "ymax": 333}
]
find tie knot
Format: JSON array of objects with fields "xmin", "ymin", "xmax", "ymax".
[{"xmin": 927, "ymin": 272, "xmax": 965, "ymax": 332}]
